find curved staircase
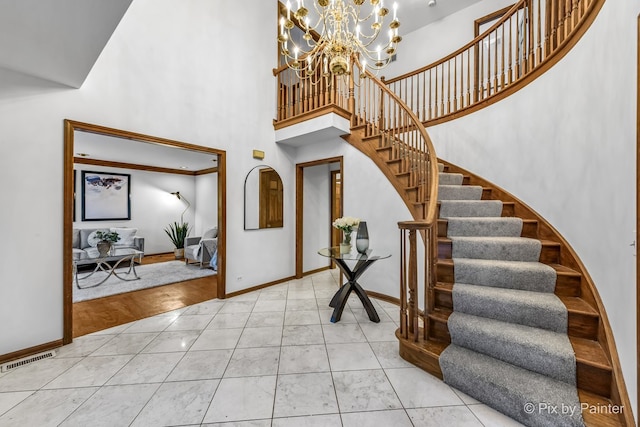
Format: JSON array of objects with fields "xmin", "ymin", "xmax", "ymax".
[
  {"xmin": 344, "ymin": 125, "xmax": 625, "ymax": 426},
  {"xmin": 273, "ymin": 1, "xmax": 628, "ymax": 420}
]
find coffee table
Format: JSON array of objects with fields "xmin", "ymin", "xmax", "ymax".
[
  {"xmin": 73, "ymin": 247, "xmax": 143, "ymax": 289},
  {"xmin": 318, "ymin": 247, "xmax": 391, "ymax": 323}
]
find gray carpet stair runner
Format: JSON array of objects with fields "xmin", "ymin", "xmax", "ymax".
[{"xmin": 436, "ymin": 165, "xmax": 584, "ymax": 426}]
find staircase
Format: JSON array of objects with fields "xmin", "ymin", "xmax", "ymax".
[{"xmin": 344, "ymin": 127, "xmax": 625, "ymax": 426}]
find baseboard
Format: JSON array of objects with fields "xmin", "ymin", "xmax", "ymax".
[
  {"xmin": 366, "ymin": 291, "xmax": 400, "ymax": 306},
  {"xmin": 0, "ymin": 339, "xmax": 64, "ymax": 365},
  {"xmin": 224, "ymin": 276, "xmax": 296, "ymax": 299},
  {"xmin": 302, "ymin": 266, "xmax": 332, "ymax": 276}
]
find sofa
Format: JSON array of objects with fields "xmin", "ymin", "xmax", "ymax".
[{"xmin": 72, "ymin": 227, "xmax": 145, "ymax": 261}]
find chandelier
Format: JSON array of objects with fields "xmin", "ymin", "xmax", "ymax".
[{"xmin": 278, "ymin": 0, "xmax": 402, "ymax": 80}]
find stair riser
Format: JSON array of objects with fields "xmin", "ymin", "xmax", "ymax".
[
  {"xmin": 568, "ymin": 314, "xmax": 599, "ymax": 341},
  {"xmin": 577, "ymin": 362, "xmax": 612, "ymax": 398},
  {"xmin": 428, "ymin": 314, "xmax": 451, "ymax": 343}
]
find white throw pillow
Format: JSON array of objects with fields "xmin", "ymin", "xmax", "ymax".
[
  {"xmin": 86, "ymin": 230, "xmax": 104, "ymax": 247},
  {"xmin": 202, "ymin": 227, "xmax": 218, "ymax": 239},
  {"xmin": 110, "ymin": 227, "xmax": 138, "ymax": 246}
]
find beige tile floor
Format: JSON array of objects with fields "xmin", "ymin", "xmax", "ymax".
[{"xmin": 0, "ymin": 270, "xmax": 524, "ymax": 426}]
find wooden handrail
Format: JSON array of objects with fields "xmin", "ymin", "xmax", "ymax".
[
  {"xmin": 353, "ymin": 57, "xmax": 439, "ymax": 225},
  {"xmin": 381, "ymin": 0, "xmax": 603, "ymax": 125}
]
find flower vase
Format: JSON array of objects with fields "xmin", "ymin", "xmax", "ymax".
[
  {"xmin": 356, "ymin": 221, "xmax": 369, "ymax": 254},
  {"xmin": 340, "ymin": 231, "xmax": 352, "ymax": 254},
  {"xmin": 97, "ymin": 241, "xmax": 111, "ymax": 257}
]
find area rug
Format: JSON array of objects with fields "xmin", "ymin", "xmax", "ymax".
[{"xmin": 73, "ymin": 261, "xmax": 216, "ymax": 303}]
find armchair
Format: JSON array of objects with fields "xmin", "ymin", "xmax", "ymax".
[{"xmin": 184, "ymin": 227, "xmax": 218, "ymax": 268}]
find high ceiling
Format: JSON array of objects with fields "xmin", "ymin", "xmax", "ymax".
[
  {"xmin": 393, "ymin": 0, "xmax": 482, "ymax": 35},
  {"xmin": 0, "ymin": 0, "xmax": 133, "ymax": 88},
  {"xmin": 8, "ymin": 0, "xmax": 481, "ymax": 170}
]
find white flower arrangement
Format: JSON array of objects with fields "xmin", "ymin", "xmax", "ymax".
[{"xmin": 332, "ymin": 216, "xmax": 360, "ymax": 233}]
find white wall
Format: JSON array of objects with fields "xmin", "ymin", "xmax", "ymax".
[
  {"xmin": 0, "ymin": 0, "xmax": 294, "ymax": 355},
  {"xmin": 73, "ymin": 164, "xmax": 198, "ymax": 254},
  {"xmin": 194, "ymin": 172, "xmax": 218, "ymax": 237},
  {"xmin": 295, "ymin": 138, "xmax": 414, "ymax": 297},
  {"xmin": 303, "ymin": 163, "xmax": 332, "ymax": 272},
  {"xmin": 383, "ymin": 0, "xmax": 515, "ymax": 80},
  {"xmin": 422, "ymin": 0, "xmax": 638, "ymax": 415}
]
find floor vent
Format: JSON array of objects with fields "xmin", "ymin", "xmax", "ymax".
[{"xmin": 1, "ymin": 350, "xmax": 56, "ymax": 373}]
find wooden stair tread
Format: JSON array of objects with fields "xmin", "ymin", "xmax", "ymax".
[
  {"xmin": 560, "ymin": 297, "xmax": 598, "ymax": 316},
  {"xmin": 571, "ymin": 337, "xmax": 611, "ymax": 370},
  {"xmin": 550, "ymin": 263, "xmax": 582, "ymax": 276}
]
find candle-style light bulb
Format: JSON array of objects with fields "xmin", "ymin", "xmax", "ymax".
[
  {"xmin": 323, "ymin": 56, "xmax": 328, "ymax": 73},
  {"xmin": 294, "ymin": 46, "xmax": 299, "ymax": 60},
  {"xmin": 280, "ymin": 17, "xmax": 285, "ymax": 35},
  {"xmin": 377, "ymin": 45, "xmax": 381, "ymax": 61},
  {"xmin": 393, "ymin": 2, "xmax": 398, "ymax": 20},
  {"xmin": 307, "ymin": 56, "xmax": 312, "ymax": 71},
  {"xmin": 362, "ymin": 60, "xmax": 367, "ymax": 75},
  {"xmin": 286, "ymin": 1, "xmax": 291, "ymax": 19},
  {"xmin": 375, "ymin": 6, "xmax": 379, "ymax": 23}
]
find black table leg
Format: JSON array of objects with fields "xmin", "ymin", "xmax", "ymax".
[{"xmin": 328, "ymin": 257, "xmax": 380, "ymax": 323}]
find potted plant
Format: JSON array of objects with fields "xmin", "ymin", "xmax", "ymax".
[
  {"xmin": 94, "ymin": 230, "xmax": 120, "ymax": 257},
  {"xmin": 165, "ymin": 221, "xmax": 190, "ymax": 259}
]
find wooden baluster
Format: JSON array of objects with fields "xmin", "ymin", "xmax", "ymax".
[
  {"xmin": 509, "ymin": 18, "xmax": 513, "ymax": 84},
  {"xmin": 466, "ymin": 49, "xmax": 471, "ymax": 107},
  {"xmin": 408, "ymin": 228, "xmax": 418, "ymax": 341},
  {"xmin": 528, "ymin": 0, "xmax": 535, "ymax": 72},
  {"xmin": 558, "ymin": 0, "xmax": 565, "ymax": 46},
  {"xmin": 453, "ymin": 55, "xmax": 458, "ymax": 112},
  {"xmin": 446, "ymin": 61, "xmax": 451, "ymax": 114},
  {"xmin": 410, "ymin": 75, "xmax": 415, "ymax": 120},
  {"xmin": 400, "ymin": 229, "xmax": 407, "ymax": 338},
  {"xmin": 422, "ymin": 72, "xmax": 426, "ymax": 121},
  {"xmin": 494, "ymin": 29, "xmax": 499, "ymax": 93},
  {"xmin": 479, "ymin": 38, "xmax": 485, "ymax": 100},
  {"xmin": 501, "ymin": 24, "xmax": 506, "ymax": 88},
  {"xmin": 516, "ymin": 10, "xmax": 521, "ymax": 80},
  {"xmin": 426, "ymin": 225, "xmax": 437, "ymax": 339},
  {"xmin": 428, "ymin": 68, "xmax": 433, "ymax": 120},
  {"xmin": 440, "ymin": 64, "xmax": 445, "ymax": 116},
  {"xmin": 536, "ymin": 0, "xmax": 542, "ymax": 66}
]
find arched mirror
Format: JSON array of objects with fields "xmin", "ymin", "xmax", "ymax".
[{"xmin": 244, "ymin": 165, "xmax": 284, "ymax": 230}]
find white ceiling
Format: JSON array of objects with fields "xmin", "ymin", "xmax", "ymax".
[
  {"xmin": 74, "ymin": 131, "xmax": 218, "ymax": 172},
  {"xmin": 394, "ymin": 0, "xmax": 482, "ymax": 34},
  {"xmin": 0, "ymin": 0, "xmax": 132, "ymax": 88},
  {"xmin": 10, "ymin": 0, "xmax": 480, "ymax": 169}
]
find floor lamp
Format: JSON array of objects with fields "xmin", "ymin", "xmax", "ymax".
[{"xmin": 171, "ymin": 191, "xmax": 191, "ymax": 224}]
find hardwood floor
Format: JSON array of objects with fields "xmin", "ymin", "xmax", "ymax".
[{"xmin": 72, "ymin": 253, "xmax": 218, "ymax": 338}]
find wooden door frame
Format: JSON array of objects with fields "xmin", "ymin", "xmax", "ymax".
[
  {"xmin": 295, "ymin": 156, "xmax": 343, "ymax": 278},
  {"xmin": 636, "ymin": 13, "xmax": 639, "ymax": 423},
  {"xmin": 63, "ymin": 119, "xmax": 227, "ymax": 344}
]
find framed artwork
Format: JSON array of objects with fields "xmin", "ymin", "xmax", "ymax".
[{"xmin": 81, "ymin": 170, "xmax": 131, "ymax": 221}]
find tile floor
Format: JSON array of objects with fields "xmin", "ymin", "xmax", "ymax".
[{"xmin": 0, "ymin": 270, "xmax": 524, "ymax": 426}]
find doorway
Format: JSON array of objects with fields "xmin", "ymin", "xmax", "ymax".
[
  {"xmin": 63, "ymin": 120, "xmax": 226, "ymax": 344},
  {"xmin": 295, "ymin": 156, "xmax": 343, "ymax": 278}
]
